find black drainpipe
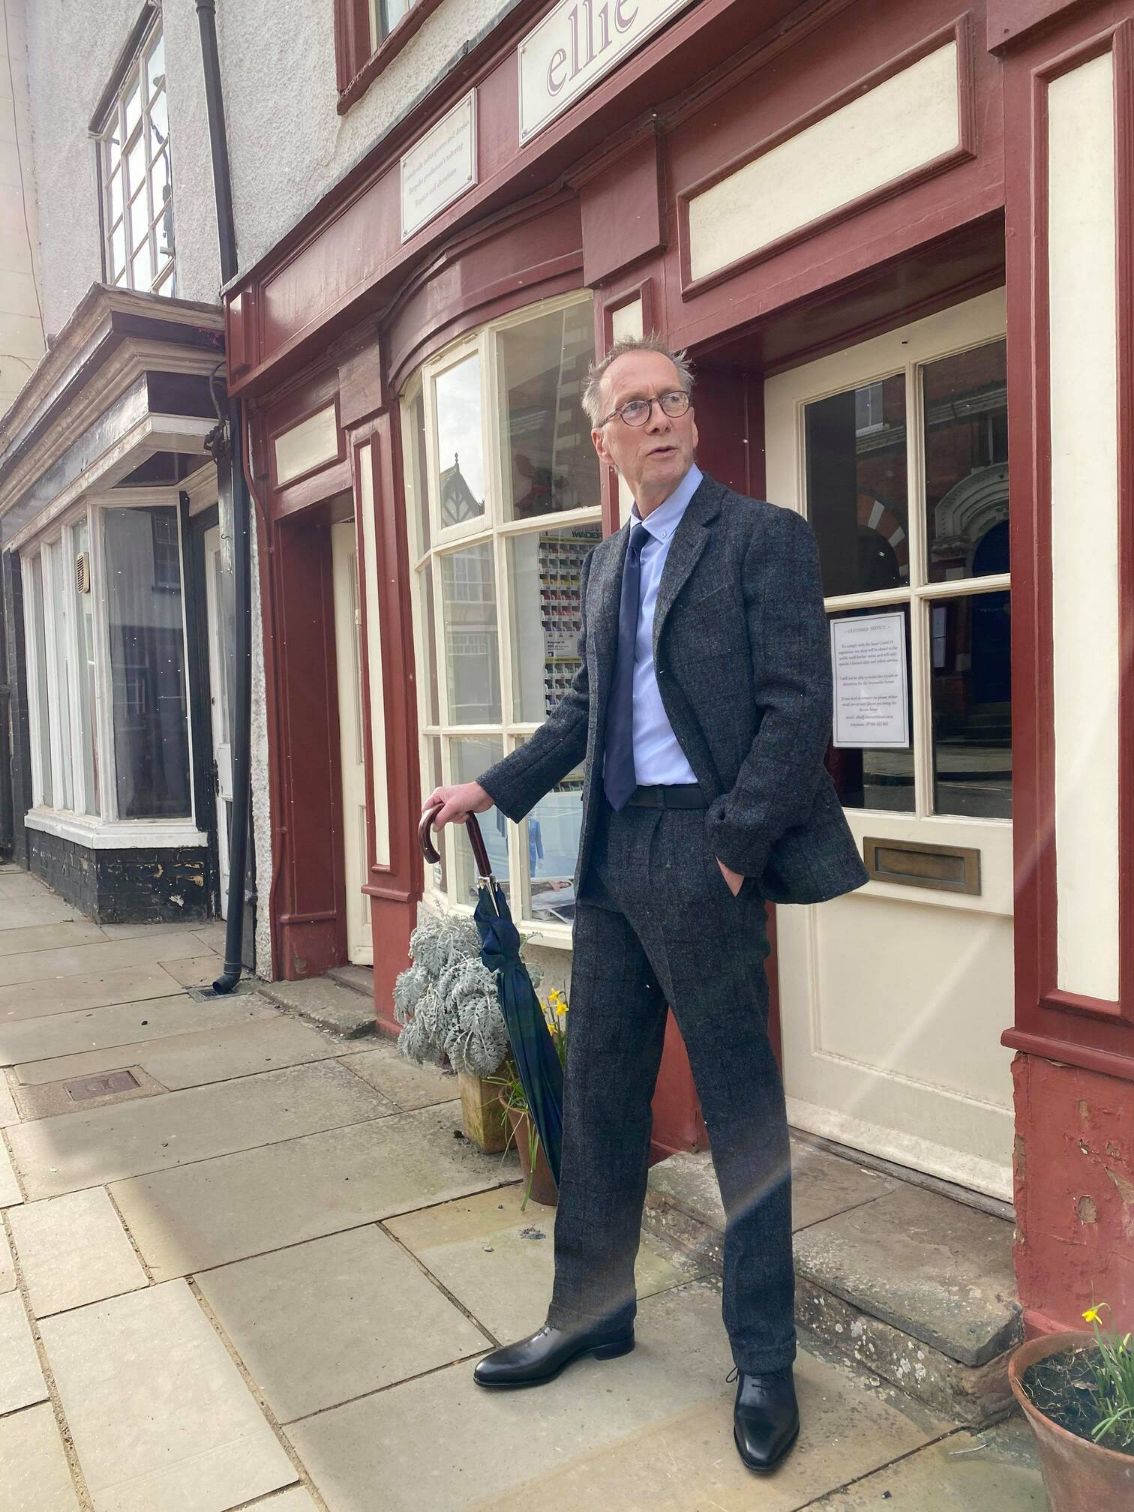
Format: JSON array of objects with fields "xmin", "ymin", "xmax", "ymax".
[{"xmin": 197, "ymin": 0, "xmax": 252, "ymax": 993}]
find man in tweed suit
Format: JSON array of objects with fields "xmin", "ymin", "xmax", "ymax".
[{"xmin": 423, "ymin": 335, "xmax": 867, "ymax": 1472}]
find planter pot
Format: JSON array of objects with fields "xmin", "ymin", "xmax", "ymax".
[
  {"xmin": 457, "ymin": 1071, "xmax": 508, "ymax": 1153},
  {"xmin": 504, "ymin": 1105, "xmax": 559, "ymax": 1207},
  {"xmin": 1009, "ymin": 1331, "xmax": 1134, "ymax": 1511}
]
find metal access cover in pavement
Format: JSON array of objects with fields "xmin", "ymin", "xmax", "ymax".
[{"xmin": 65, "ymin": 1070, "xmax": 141, "ymax": 1102}]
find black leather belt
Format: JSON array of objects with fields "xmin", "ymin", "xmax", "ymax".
[{"xmin": 624, "ymin": 783, "xmax": 706, "ymax": 810}]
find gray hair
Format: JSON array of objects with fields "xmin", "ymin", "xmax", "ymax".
[{"xmin": 581, "ymin": 334, "xmax": 694, "ymax": 427}]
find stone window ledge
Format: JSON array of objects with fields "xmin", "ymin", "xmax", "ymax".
[{"xmin": 24, "ymin": 809, "xmax": 208, "ymax": 852}]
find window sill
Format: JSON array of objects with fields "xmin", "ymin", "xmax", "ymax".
[
  {"xmin": 25, "ymin": 808, "xmax": 208, "ymax": 851},
  {"xmin": 337, "ymin": 0, "xmax": 445, "ymax": 115},
  {"xmin": 421, "ymin": 887, "xmax": 574, "ymax": 951}
]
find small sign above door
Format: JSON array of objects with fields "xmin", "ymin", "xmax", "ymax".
[
  {"xmin": 401, "ymin": 91, "xmax": 477, "ymax": 242},
  {"xmin": 518, "ymin": 0, "xmax": 695, "ymax": 144}
]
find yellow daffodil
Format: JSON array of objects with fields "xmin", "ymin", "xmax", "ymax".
[{"xmin": 1083, "ymin": 1305, "xmax": 1105, "ymax": 1325}]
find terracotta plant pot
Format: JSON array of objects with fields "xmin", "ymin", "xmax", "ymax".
[
  {"xmin": 1008, "ymin": 1331, "xmax": 1134, "ymax": 1511},
  {"xmin": 503, "ymin": 1104, "xmax": 559, "ymax": 1207}
]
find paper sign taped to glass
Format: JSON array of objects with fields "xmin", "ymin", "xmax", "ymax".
[{"xmin": 830, "ymin": 611, "xmax": 910, "ymax": 749}]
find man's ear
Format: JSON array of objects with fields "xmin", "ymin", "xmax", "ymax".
[{"xmin": 591, "ymin": 426, "xmax": 609, "ymax": 465}]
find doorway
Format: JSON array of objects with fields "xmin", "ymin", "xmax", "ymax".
[{"xmin": 763, "ymin": 290, "xmax": 1014, "ymax": 1199}]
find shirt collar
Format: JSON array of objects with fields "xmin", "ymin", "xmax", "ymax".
[{"xmin": 631, "ymin": 464, "xmax": 703, "ymax": 544}]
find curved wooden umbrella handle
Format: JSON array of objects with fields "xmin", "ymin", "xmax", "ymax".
[
  {"xmin": 419, "ymin": 804, "xmax": 443, "ymax": 865},
  {"xmin": 418, "ymin": 804, "xmax": 496, "ymax": 881}
]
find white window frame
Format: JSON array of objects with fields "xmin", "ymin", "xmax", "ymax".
[
  {"xmin": 19, "ymin": 495, "xmax": 206, "ymax": 850},
  {"xmin": 404, "ymin": 291, "xmax": 601, "ymax": 947},
  {"xmin": 96, "ymin": 19, "xmax": 175, "ymax": 296}
]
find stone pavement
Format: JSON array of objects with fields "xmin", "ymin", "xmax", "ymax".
[{"xmin": 0, "ymin": 863, "xmax": 1048, "ymax": 1511}]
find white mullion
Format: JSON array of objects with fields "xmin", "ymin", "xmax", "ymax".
[
  {"xmin": 92, "ymin": 508, "xmax": 118, "ymax": 820},
  {"xmin": 23, "ymin": 554, "xmax": 45, "ymax": 806},
  {"xmin": 494, "ymin": 506, "xmax": 603, "ymax": 539},
  {"xmin": 40, "ymin": 543, "xmax": 65, "ymax": 809},
  {"xmin": 63, "ymin": 524, "xmax": 87, "ymax": 817},
  {"xmin": 174, "ymin": 506, "xmax": 196, "ymax": 825},
  {"xmin": 902, "ymin": 358, "xmax": 930, "ymax": 818}
]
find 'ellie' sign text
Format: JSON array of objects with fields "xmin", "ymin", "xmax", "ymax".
[{"xmin": 518, "ymin": 0, "xmax": 695, "ymax": 144}]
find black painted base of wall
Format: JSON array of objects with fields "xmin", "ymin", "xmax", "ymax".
[{"xmin": 27, "ymin": 829, "xmax": 210, "ymax": 925}]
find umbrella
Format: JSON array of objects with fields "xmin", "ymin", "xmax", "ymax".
[{"xmin": 419, "ymin": 805, "xmax": 564, "ymax": 1186}]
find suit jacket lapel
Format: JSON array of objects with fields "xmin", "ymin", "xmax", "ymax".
[
  {"xmin": 590, "ymin": 523, "xmax": 629, "ymax": 706},
  {"xmin": 652, "ymin": 475, "xmax": 724, "ymax": 662}
]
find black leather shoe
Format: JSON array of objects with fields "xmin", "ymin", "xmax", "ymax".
[
  {"xmin": 473, "ymin": 1323, "xmax": 635, "ymax": 1389},
  {"xmin": 731, "ymin": 1366, "xmax": 800, "ymax": 1472}
]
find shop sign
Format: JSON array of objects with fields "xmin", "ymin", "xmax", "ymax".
[
  {"xmin": 518, "ymin": 0, "xmax": 695, "ymax": 144},
  {"xmin": 831, "ymin": 612, "xmax": 910, "ymax": 749},
  {"xmin": 401, "ymin": 91, "xmax": 478, "ymax": 241}
]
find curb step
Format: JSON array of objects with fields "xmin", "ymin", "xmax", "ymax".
[
  {"xmin": 326, "ymin": 965, "xmax": 375, "ymax": 999},
  {"xmin": 256, "ymin": 975, "xmax": 376, "ymax": 1040},
  {"xmin": 643, "ymin": 1146, "xmax": 1021, "ymax": 1426}
]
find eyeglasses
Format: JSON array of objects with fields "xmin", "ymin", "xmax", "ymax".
[{"xmin": 598, "ymin": 390, "xmax": 691, "ymax": 428}]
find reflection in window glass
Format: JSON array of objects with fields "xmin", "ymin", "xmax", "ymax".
[
  {"xmin": 73, "ymin": 519, "xmax": 100, "ymax": 815},
  {"xmin": 806, "ymin": 373, "xmax": 909, "ymax": 596},
  {"xmin": 931, "ymin": 591, "xmax": 1012, "ymax": 818},
  {"xmin": 440, "ymin": 544, "xmax": 500, "ymax": 723},
  {"xmin": 435, "ymin": 356, "xmax": 485, "ymax": 526},
  {"xmin": 826, "ymin": 604, "xmax": 914, "ymax": 812},
  {"xmin": 923, "ymin": 341, "xmax": 1009, "ymax": 584},
  {"xmin": 405, "ymin": 385, "xmax": 430, "ymax": 557},
  {"xmin": 508, "ymin": 523, "xmax": 600, "ymax": 723},
  {"xmin": 369, "ymin": 0, "xmax": 415, "ymax": 50},
  {"xmin": 498, "ymin": 303, "xmax": 599, "ymax": 521},
  {"xmin": 523, "ymin": 760, "xmax": 584, "ymax": 926},
  {"xmin": 450, "ymin": 736, "xmax": 508, "ymax": 904},
  {"xmin": 27, "ymin": 555, "xmax": 52, "ymax": 807},
  {"xmin": 104, "ymin": 506, "xmax": 191, "ymax": 818}
]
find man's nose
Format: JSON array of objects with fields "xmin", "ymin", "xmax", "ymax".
[{"xmin": 644, "ymin": 398, "xmax": 672, "ymax": 431}]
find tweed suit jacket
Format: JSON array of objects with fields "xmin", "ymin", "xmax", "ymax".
[{"xmin": 478, "ymin": 473, "xmax": 869, "ymax": 905}]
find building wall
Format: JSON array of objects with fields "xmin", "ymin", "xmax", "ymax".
[
  {"xmin": 216, "ymin": 0, "xmax": 516, "ymax": 274},
  {"xmin": 21, "ymin": 0, "xmax": 221, "ymax": 337},
  {"xmin": 0, "ymin": 0, "xmax": 44, "ymax": 416}
]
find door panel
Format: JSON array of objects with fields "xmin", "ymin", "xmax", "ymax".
[
  {"xmin": 764, "ymin": 289, "xmax": 1014, "ymax": 1199},
  {"xmin": 331, "ymin": 520, "xmax": 372, "ymax": 965}
]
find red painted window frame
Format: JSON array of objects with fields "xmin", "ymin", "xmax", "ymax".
[{"xmin": 333, "ymin": 0, "xmax": 446, "ymax": 114}]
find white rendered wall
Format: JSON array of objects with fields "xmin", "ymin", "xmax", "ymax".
[
  {"xmin": 1047, "ymin": 52, "xmax": 1121, "ymax": 1002},
  {"xmin": 0, "ymin": 0, "xmax": 43, "ymax": 415}
]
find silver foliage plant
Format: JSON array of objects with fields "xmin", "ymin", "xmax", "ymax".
[{"xmin": 394, "ymin": 907, "xmax": 542, "ymax": 1078}]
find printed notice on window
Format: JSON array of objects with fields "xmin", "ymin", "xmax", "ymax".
[
  {"xmin": 401, "ymin": 92, "xmax": 477, "ymax": 241},
  {"xmin": 831, "ymin": 613, "xmax": 909, "ymax": 748}
]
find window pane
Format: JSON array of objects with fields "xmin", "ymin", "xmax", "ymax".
[
  {"xmin": 806, "ymin": 374, "xmax": 909, "ymax": 596},
  {"xmin": 522, "ymin": 757, "xmax": 583, "ymax": 926},
  {"xmin": 131, "ymin": 236, "xmax": 154, "ymax": 291},
  {"xmin": 435, "ymin": 356, "xmax": 485, "ymax": 526},
  {"xmin": 73, "ymin": 520, "xmax": 100, "ymax": 815},
  {"xmin": 440, "ymin": 544, "xmax": 499, "ymax": 723},
  {"xmin": 27, "ymin": 556, "xmax": 52, "ymax": 807},
  {"xmin": 449, "ymin": 736, "xmax": 508, "ymax": 904},
  {"xmin": 149, "ymin": 87, "xmax": 168, "ymax": 151},
  {"xmin": 126, "ymin": 127, "xmax": 146, "ymax": 200},
  {"xmin": 108, "ymin": 166, "xmax": 123, "ymax": 224},
  {"xmin": 923, "ymin": 340, "xmax": 1009, "ymax": 584},
  {"xmin": 418, "ymin": 565, "xmax": 440, "ymax": 725},
  {"xmin": 104, "ymin": 506, "xmax": 191, "ymax": 818},
  {"xmin": 110, "ymin": 220, "xmax": 126, "ymax": 279},
  {"xmin": 404, "ymin": 385, "xmax": 430, "ymax": 556},
  {"xmin": 508, "ymin": 523, "xmax": 599, "ymax": 722},
  {"xmin": 129, "ymin": 188, "xmax": 150, "ymax": 254},
  {"xmin": 124, "ymin": 75, "xmax": 142, "ymax": 137},
  {"xmin": 422, "ymin": 735, "xmax": 447, "ymax": 892},
  {"xmin": 827, "ymin": 604, "xmax": 914, "ymax": 812},
  {"xmin": 497, "ymin": 303, "xmax": 599, "ymax": 522},
  {"xmin": 931, "ymin": 591, "xmax": 1012, "ymax": 818},
  {"xmin": 146, "ymin": 33, "xmax": 165, "ymax": 101},
  {"xmin": 44, "ymin": 542, "xmax": 74, "ymax": 813}
]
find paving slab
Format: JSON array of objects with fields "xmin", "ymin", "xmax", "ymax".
[
  {"xmin": 39, "ymin": 1280, "xmax": 297, "ymax": 1512},
  {"xmin": 0, "ymin": 1137, "xmax": 23, "ymax": 1206},
  {"xmin": 15, "ymin": 1013, "xmax": 341, "ymax": 1092},
  {"xmin": 0, "ymin": 1290, "xmax": 48, "ymax": 1412},
  {"xmin": 792, "ymin": 1183, "xmax": 1021, "ymax": 1367},
  {"xmin": 111, "ymin": 1102, "xmax": 511, "ymax": 1279},
  {"xmin": 14, "ymin": 1064, "xmax": 167, "ymax": 1121},
  {"xmin": 0, "ymin": 920, "xmax": 105, "ymax": 957},
  {"xmin": 338, "ymin": 1041, "xmax": 459, "ymax": 1110},
  {"xmin": 198, "ymin": 1223, "xmax": 488, "ymax": 1422},
  {"xmin": 0, "ymin": 1222, "xmax": 15, "ymax": 1290},
  {"xmin": 158, "ymin": 954, "xmax": 226, "ymax": 989},
  {"xmin": 806, "ymin": 1417, "xmax": 1046, "ymax": 1509},
  {"xmin": 0, "ymin": 1402, "xmax": 80, "ymax": 1512},
  {"xmin": 386, "ymin": 1184, "xmax": 703, "ymax": 1342},
  {"xmin": 1, "ymin": 994, "xmax": 277, "ymax": 1069},
  {"xmin": 326, "ymin": 964, "xmax": 374, "ymax": 997},
  {"xmin": 191, "ymin": 922, "xmax": 228, "ymax": 952},
  {"xmin": 0, "ymin": 966, "xmax": 186, "ymax": 1025},
  {"xmin": 9, "ymin": 1060, "xmax": 397, "ymax": 1199},
  {"xmin": 242, "ymin": 1490, "xmax": 320, "ymax": 1511},
  {"xmin": 0, "ymin": 933, "xmax": 214, "ymax": 989},
  {"xmin": 0, "ymin": 891, "xmax": 77, "ymax": 928},
  {"xmin": 0, "ymin": 1070, "xmax": 18, "ymax": 1125},
  {"xmin": 96, "ymin": 920, "xmax": 216, "ymax": 940},
  {"xmin": 287, "ymin": 1281, "xmax": 947, "ymax": 1512},
  {"xmin": 8, "ymin": 1188, "xmax": 148, "ymax": 1317},
  {"xmin": 258, "ymin": 977, "xmax": 376, "ymax": 1038}
]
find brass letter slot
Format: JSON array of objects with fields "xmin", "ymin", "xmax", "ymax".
[{"xmin": 862, "ymin": 837, "xmax": 981, "ymax": 896}]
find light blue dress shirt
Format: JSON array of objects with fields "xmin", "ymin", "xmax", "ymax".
[{"xmin": 626, "ymin": 464, "xmax": 702, "ymax": 786}]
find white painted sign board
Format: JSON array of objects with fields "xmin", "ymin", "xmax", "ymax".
[
  {"xmin": 401, "ymin": 91, "xmax": 477, "ymax": 241},
  {"xmin": 831, "ymin": 612, "xmax": 910, "ymax": 749},
  {"xmin": 518, "ymin": 0, "xmax": 696, "ymax": 144}
]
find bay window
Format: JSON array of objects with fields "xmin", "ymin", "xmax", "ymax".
[
  {"xmin": 23, "ymin": 500, "xmax": 195, "ymax": 833},
  {"xmin": 404, "ymin": 293, "xmax": 600, "ymax": 938}
]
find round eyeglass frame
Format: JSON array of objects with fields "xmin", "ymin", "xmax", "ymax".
[{"xmin": 598, "ymin": 389, "xmax": 691, "ymax": 428}]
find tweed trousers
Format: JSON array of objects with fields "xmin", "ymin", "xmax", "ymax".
[{"xmin": 545, "ymin": 801, "xmax": 796, "ymax": 1375}]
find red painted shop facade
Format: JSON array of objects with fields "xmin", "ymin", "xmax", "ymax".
[{"xmin": 226, "ymin": 0, "xmax": 1134, "ymax": 1333}]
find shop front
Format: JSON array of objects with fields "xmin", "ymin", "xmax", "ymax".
[{"xmin": 227, "ymin": 0, "xmax": 1134, "ymax": 1331}]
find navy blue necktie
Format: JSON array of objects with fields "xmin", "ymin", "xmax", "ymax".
[{"xmin": 603, "ymin": 522, "xmax": 650, "ymax": 811}]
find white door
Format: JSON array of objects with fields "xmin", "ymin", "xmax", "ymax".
[
  {"xmin": 203, "ymin": 527, "xmax": 232, "ymax": 919},
  {"xmin": 331, "ymin": 520, "xmax": 372, "ymax": 965},
  {"xmin": 764, "ymin": 289, "xmax": 1015, "ymax": 1201}
]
